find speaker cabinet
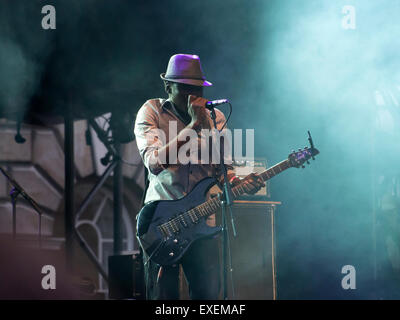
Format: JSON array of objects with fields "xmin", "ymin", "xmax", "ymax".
[
  {"xmin": 179, "ymin": 200, "xmax": 279, "ymax": 300},
  {"xmin": 108, "ymin": 253, "xmax": 145, "ymax": 300},
  {"xmin": 225, "ymin": 201, "xmax": 278, "ymax": 300}
]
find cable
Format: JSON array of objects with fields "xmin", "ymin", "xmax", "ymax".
[{"xmin": 219, "ymin": 102, "xmax": 232, "ymax": 132}]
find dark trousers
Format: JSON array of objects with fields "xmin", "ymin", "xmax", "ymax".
[{"xmin": 143, "ymin": 236, "xmax": 220, "ymax": 300}]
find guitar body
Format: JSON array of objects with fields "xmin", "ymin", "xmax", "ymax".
[{"xmin": 136, "ymin": 177, "xmax": 222, "ymax": 266}]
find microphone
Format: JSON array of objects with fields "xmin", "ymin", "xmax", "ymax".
[{"xmin": 205, "ymin": 99, "xmax": 229, "ymax": 109}]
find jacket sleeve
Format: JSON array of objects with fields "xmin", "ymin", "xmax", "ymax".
[{"xmin": 134, "ymin": 102, "xmax": 166, "ymax": 175}]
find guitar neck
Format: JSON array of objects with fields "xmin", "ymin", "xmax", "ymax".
[
  {"xmin": 231, "ymin": 159, "xmax": 291, "ymax": 198},
  {"xmin": 187, "ymin": 159, "xmax": 291, "ymax": 220}
]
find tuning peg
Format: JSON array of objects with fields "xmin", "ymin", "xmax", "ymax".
[
  {"xmin": 292, "ymin": 150, "xmax": 295, "ymax": 154},
  {"xmin": 301, "ymin": 165, "xmax": 305, "ymax": 169}
]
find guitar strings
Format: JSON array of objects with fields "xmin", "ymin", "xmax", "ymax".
[
  {"xmin": 159, "ymin": 154, "xmax": 312, "ymax": 237},
  {"xmin": 160, "ymin": 183, "xmax": 246, "ymax": 236}
]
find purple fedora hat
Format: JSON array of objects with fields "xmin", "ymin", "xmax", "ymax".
[{"xmin": 160, "ymin": 54, "xmax": 212, "ymax": 87}]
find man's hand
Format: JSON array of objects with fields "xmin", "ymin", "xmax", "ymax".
[
  {"xmin": 234, "ymin": 173, "xmax": 265, "ymax": 195},
  {"xmin": 187, "ymin": 95, "xmax": 212, "ymax": 131}
]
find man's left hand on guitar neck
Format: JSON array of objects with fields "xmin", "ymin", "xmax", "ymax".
[{"xmin": 228, "ymin": 173, "xmax": 265, "ymax": 195}]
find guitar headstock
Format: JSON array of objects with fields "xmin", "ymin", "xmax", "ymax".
[
  {"xmin": 288, "ymin": 131, "xmax": 320, "ymax": 168},
  {"xmin": 288, "ymin": 147, "xmax": 320, "ymax": 168}
]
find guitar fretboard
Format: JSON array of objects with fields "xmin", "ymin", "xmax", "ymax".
[
  {"xmin": 159, "ymin": 160, "xmax": 292, "ymax": 236},
  {"xmin": 232, "ymin": 159, "xmax": 291, "ymax": 198}
]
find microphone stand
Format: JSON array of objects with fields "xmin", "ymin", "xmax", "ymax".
[
  {"xmin": 0, "ymin": 166, "xmax": 43, "ymax": 249},
  {"xmin": 209, "ymin": 106, "xmax": 236, "ymax": 300}
]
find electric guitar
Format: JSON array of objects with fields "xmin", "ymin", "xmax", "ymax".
[{"xmin": 137, "ymin": 137, "xmax": 319, "ymax": 266}]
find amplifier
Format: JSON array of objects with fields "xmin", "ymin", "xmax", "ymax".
[
  {"xmin": 108, "ymin": 252, "xmax": 145, "ymax": 300},
  {"xmin": 232, "ymin": 158, "xmax": 270, "ymax": 199},
  {"xmin": 179, "ymin": 200, "xmax": 280, "ymax": 300}
]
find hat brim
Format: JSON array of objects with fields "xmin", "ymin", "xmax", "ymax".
[{"xmin": 160, "ymin": 73, "xmax": 212, "ymax": 87}]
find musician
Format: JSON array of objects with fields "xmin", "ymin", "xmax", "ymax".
[{"xmin": 134, "ymin": 54, "xmax": 264, "ymax": 300}]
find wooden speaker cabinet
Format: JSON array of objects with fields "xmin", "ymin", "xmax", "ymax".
[{"xmin": 179, "ymin": 200, "xmax": 280, "ymax": 300}]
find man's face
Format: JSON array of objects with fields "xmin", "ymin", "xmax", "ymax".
[{"xmin": 166, "ymin": 82, "xmax": 204, "ymax": 109}]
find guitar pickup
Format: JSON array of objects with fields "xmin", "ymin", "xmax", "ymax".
[
  {"xmin": 162, "ymin": 217, "xmax": 181, "ymax": 235},
  {"xmin": 158, "ymin": 224, "xmax": 173, "ymax": 238}
]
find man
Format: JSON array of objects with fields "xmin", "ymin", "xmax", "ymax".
[{"xmin": 134, "ymin": 54, "xmax": 264, "ymax": 300}]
